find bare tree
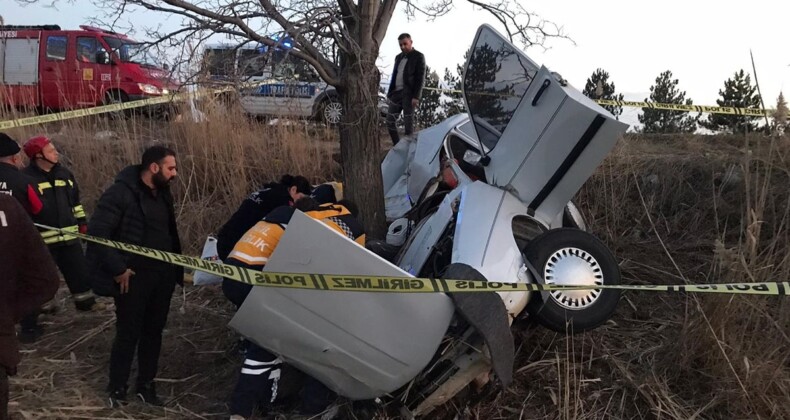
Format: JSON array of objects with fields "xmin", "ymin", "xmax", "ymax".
[{"xmin": 19, "ymin": 0, "xmax": 567, "ymax": 237}]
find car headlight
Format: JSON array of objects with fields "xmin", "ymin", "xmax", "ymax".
[{"xmin": 138, "ymin": 83, "xmax": 162, "ymax": 95}]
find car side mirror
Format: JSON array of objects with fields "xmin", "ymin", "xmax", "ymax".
[
  {"xmin": 96, "ymin": 51, "xmax": 112, "ymax": 65},
  {"xmin": 462, "ymin": 149, "xmax": 482, "ymax": 166}
]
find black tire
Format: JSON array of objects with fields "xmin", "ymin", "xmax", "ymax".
[
  {"xmin": 523, "ymin": 228, "xmax": 620, "ymax": 333},
  {"xmin": 103, "ymin": 90, "xmax": 130, "ymax": 120},
  {"xmin": 318, "ymin": 97, "xmax": 343, "ymax": 125}
]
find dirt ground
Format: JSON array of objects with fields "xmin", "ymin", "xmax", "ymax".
[{"xmin": 9, "ymin": 281, "xmax": 242, "ymax": 420}]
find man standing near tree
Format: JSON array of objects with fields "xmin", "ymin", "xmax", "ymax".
[{"xmin": 386, "ymin": 33, "xmax": 426, "ymax": 145}]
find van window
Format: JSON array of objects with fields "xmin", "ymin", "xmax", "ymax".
[
  {"xmin": 46, "ymin": 36, "xmax": 67, "ymax": 61},
  {"xmin": 76, "ymin": 37, "xmax": 100, "ymax": 63}
]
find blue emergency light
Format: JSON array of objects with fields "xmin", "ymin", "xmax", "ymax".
[{"xmin": 258, "ymin": 35, "xmax": 294, "ymax": 53}]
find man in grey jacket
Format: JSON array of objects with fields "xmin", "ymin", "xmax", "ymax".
[{"xmin": 386, "ymin": 33, "xmax": 426, "ymax": 145}]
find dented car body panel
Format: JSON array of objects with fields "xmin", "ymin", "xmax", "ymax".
[{"xmin": 229, "ymin": 212, "xmax": 455, "ymax": 399}]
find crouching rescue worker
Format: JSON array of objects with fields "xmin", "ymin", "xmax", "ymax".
[
  {"xmin": 21, "ymin": 136, "xmax": 102, "ymax": 318},
  {"xmin": 216, "ymin": 174, "xmax": 312, "ymax": 261},
  {"xmin": 223, "ymin": 197, "xmax": 365, "ymax": 420},
  {"xmin": 86, "ymin": 145, "xmax": 182, "ymax": 408},
  {"xmin": 0, "ymin": 195, "xmax": 60, "ymax": 420}
]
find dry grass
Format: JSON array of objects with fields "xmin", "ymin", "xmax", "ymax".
[
  {"xmin": 2, "ymin": 104, "xmax": 789, "ymax": 419},
  {"xmin": 2, "ymin": 101, "xmax": 342, "ymax": 254}
]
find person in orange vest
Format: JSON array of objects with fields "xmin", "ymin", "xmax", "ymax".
[{"xmin": 223, "ymin": 197, "xmax": 365, "ymax": 420}]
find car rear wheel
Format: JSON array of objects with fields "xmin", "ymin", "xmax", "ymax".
[
  {"xmin": 319, "ymin": 97, "xmax": 343, "ymax": 125},
  {"xmin": 103, "ymin": 90, "xmax": 130, "ymax": 120},
  {"xmin": 523, "ymin": 228, "xmax": 621, "ymax": 332}
]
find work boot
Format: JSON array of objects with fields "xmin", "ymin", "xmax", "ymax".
[
  {"xmin": 18, "ymin": 326, "xmax": 44, "ymax": 344},
  {"xmin": 136, "ymin": 382, "xmax": 164, "ymax": 406},
  {"xmin": 40, "ymin": 299, "xmax": 59, "ymax": 315},
  {"xmin": 75, "ymin": 295, "xmax": 106, "ymax": 312},
  {"xmin": 107, "ymin": 385, "xmax": 128, "ymax": 408}
]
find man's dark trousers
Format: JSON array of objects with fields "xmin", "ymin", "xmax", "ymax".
[
  {"xmin": 386, "ymin": 90, "xmax": 415, "ymax": 145},
  {"xmin": 108, "ymin": 268, "xmax": 175, "ymax": 390},
  {"xmin": 1, "ymin": 368, "xmax": 8, "ymax": 420}
]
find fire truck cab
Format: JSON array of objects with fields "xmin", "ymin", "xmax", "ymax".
[{"xmin": 0, "ymin": 24, "xmax": 177, "ymax": 112}]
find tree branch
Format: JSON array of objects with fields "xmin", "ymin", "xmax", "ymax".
[
  {"xmin": 464, "ymin": 0, "xmax": 571, "ymax": 47},
  {"xmin": 373, "ymin": 0, "xmax": 398, "ymax": 46}
]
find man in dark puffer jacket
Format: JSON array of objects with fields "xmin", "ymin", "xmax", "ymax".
[{"xmin": 86, "ymin": 145, "xmax": 183, "ymax": 408}]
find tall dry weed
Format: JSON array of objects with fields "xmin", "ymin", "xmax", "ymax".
[
  {"xmin": 575, "ymin": 132, "xmax": 790, "ymax": 419},
  {"xmin": 1, "ymin": 102, "xmax": 340, "ymax": 254}
]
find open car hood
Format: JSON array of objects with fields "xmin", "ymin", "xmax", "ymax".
[
  {"xmin": 229, "ymin": 211, "xmax": 455, "ymax": 399},
  {"xmin": 462, "ymin": 25, "xmax": 629, "ymax": 226}
]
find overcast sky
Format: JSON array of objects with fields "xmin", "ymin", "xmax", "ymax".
[{"xmin": 5, "ymin": 0, "xmax": 790, "ymax": 121}]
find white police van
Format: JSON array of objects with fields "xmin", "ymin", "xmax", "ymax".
[{"xmin": 201, "ymin": 38, "xmax": 344, "ymax": 124}]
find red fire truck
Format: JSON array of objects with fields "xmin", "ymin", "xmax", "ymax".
[{"xmin": 0, "ymin": 24, "xmax": 178, "ymax": 112}]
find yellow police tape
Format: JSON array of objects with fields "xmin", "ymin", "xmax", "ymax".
[
  {"xmin": 422, "ymin": 86, "xmax": 780, "ymax": 118},
  {"xmin": 2, "ymin": 83, "xmax": 783, "ymax": 131},
  {"xmin": 34, "ymin": 223, "xmax": 790, "ymax": 296},
  {"xmin": 0, "ymin": 87, "xmax": 233, "ymax": 130}
]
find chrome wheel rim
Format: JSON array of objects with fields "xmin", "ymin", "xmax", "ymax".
[
  {"xmin": 324, "ymin": 102, "xmax": 342, "ymax": 124},
  {"xmin": 543, "ymin": 247, "xmax": 603, "ymax": 310}
]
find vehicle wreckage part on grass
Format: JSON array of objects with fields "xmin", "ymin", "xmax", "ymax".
[{"xmin": 229, "ymin": 211, "xmax": 456, "ymax": 400}]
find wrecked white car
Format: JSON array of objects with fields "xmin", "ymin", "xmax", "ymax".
[{"xmin": 230, "ymin": 24, "xmax": 629, "ymax": 417}]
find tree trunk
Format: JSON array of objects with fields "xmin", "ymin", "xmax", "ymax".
[{"xmin": 337, "ymin": 54, "xmax": 387, "ymax": 239}]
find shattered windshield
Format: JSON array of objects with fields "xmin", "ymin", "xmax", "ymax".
[
  {"xmin": 462, "ymin": 26, "xmax": 538, "ymax": 150},
  {"xmin": 104, "ymin": 37, "xmax": 161, "ymax": 68}
]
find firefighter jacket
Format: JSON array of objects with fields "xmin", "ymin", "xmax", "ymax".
[
  {"xmin": 226, "ymin": 203, "xmax": 366, "ymax": 271},
  {"xmin": 0, "ymin": 162, "xmax": 43, "ymax": 216},
  {"xmin": 22, "ymin": 163, "xmax": 87, "ymax": 246}
]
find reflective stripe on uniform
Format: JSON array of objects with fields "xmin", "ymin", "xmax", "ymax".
[
  {"xmin": 37, "ymin": 180, "xmax": 73, "ymax": 191},
  {"xmin": 41, "ymin": 225, "xmax": 79, "ymax": 244},
  {"xmin": 72, "ymin": 204, "xmax": 86, "ymax": 219},
  {"xmin": 241, "ymin": 357, "xmax": 281, "ymax": 375},
  {"xmin": 228, "ymin": 250, "xmax": 269, "ymax": 264},
  {"xmin": 241, "ymin": 367, "xmax": 271, "ymax": 375},
  {"xmin": 73, "ymin": 291, "xmax": 95, "ymax": 302}
]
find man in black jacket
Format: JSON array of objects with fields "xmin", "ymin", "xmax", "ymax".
[
  {"xmin": 215, "ymin": 174, "xmax": 312, "ymax": 261},
  {"xmin": 21, "ymin": 136, "xmax": 101, "ymax": 334},
  {"xmin": 86, "ymin": 145, "xmax": 183, "ymax": 408},
  {"xmin": 386, "ymin": 33, "xmax": 426, "ymax": 145}
]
